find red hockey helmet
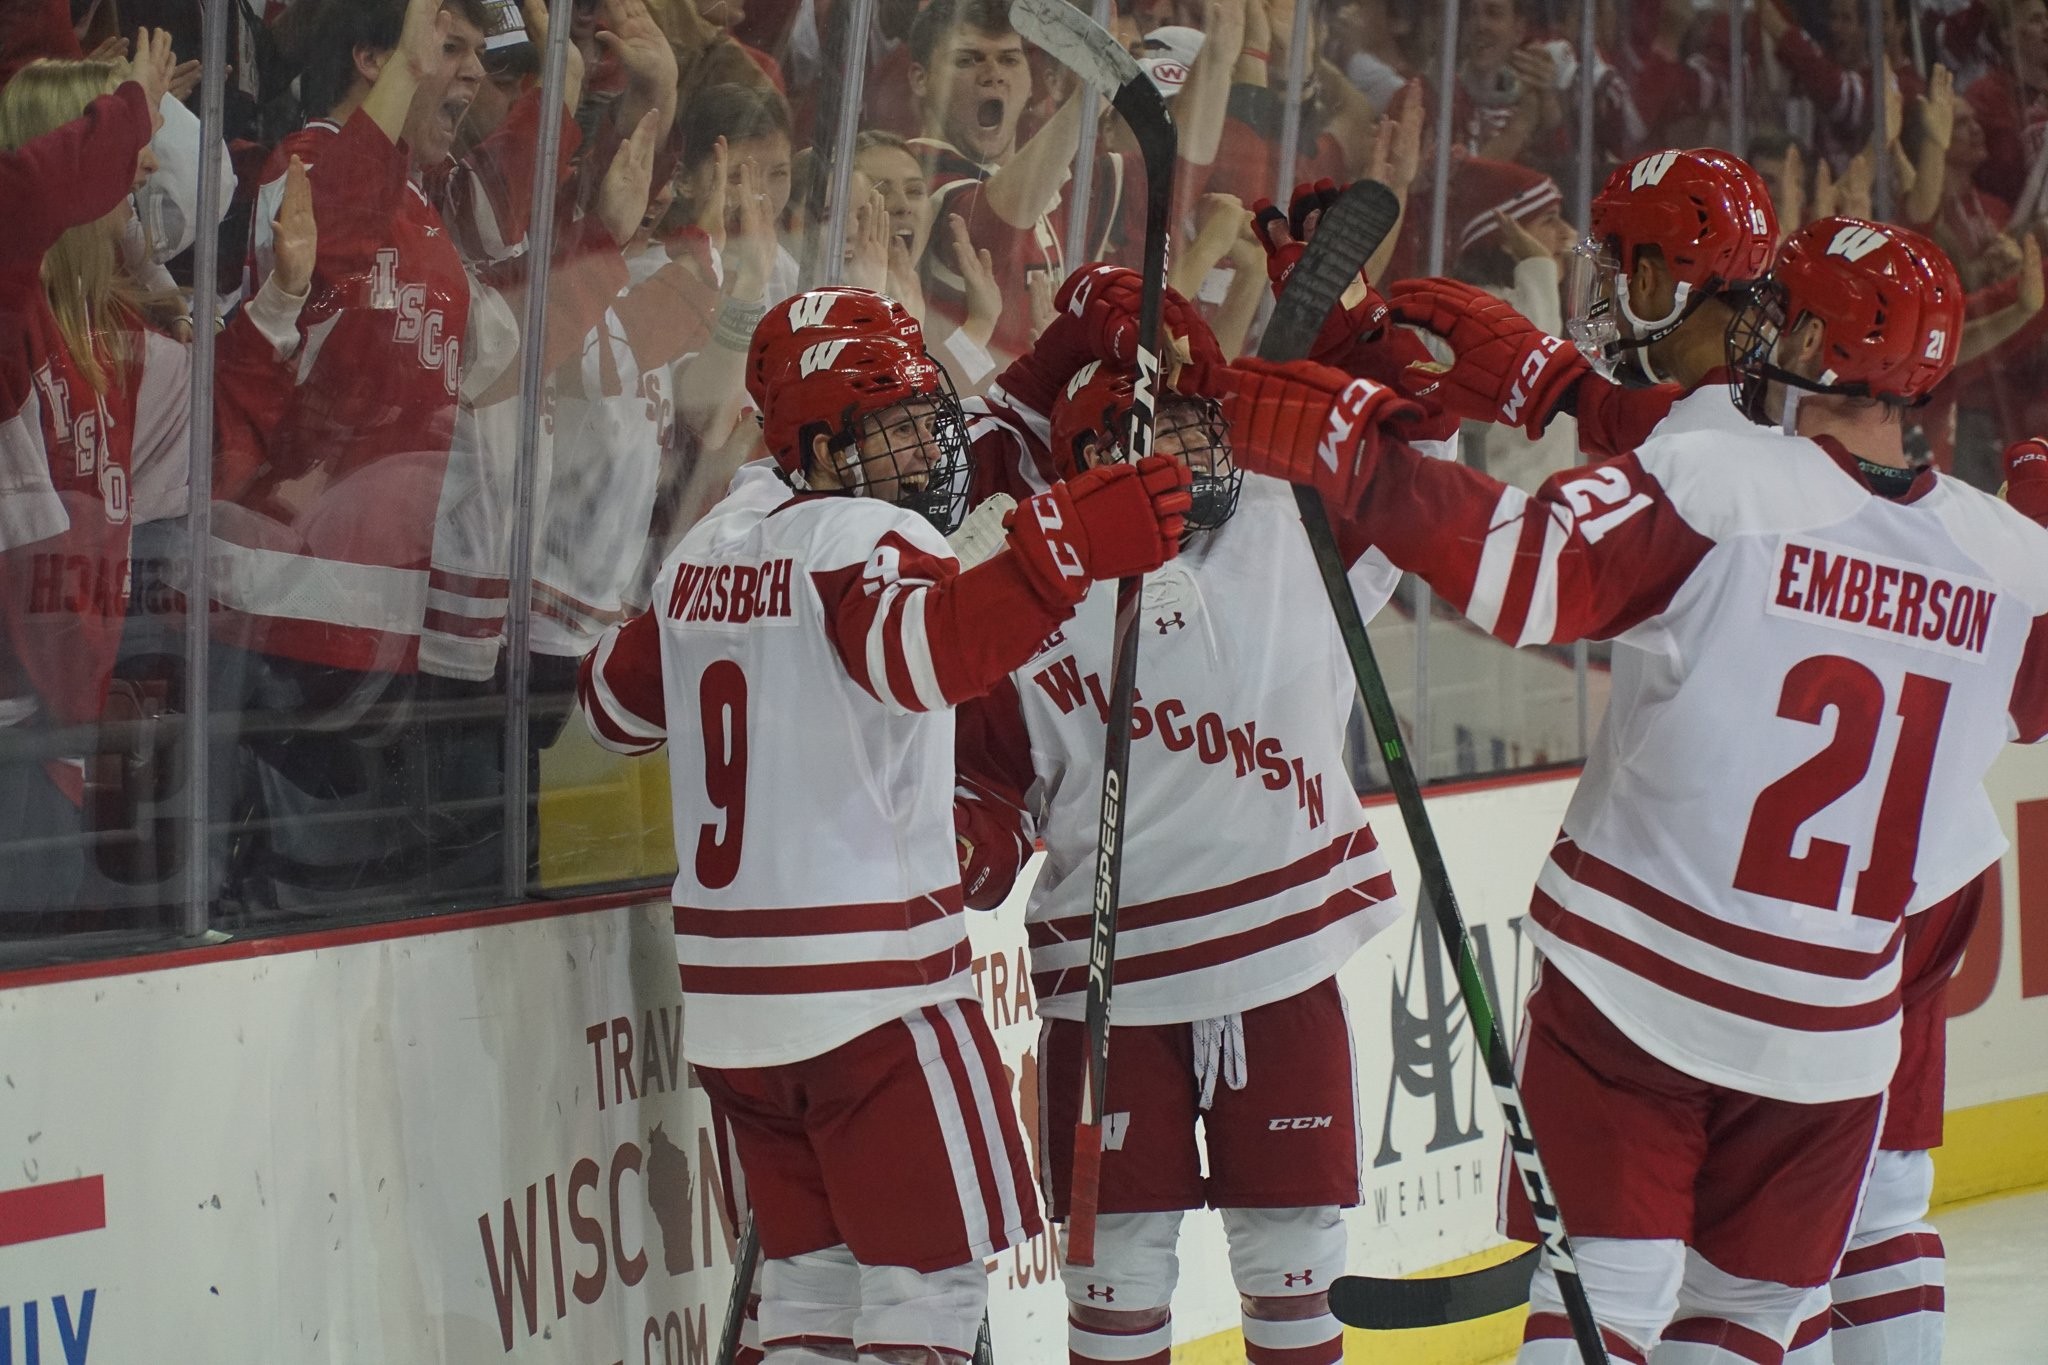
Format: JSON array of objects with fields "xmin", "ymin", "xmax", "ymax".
[
  {"xmin": 1050, "ymin": 361, "xmax": 1240, "ymax": 531},
  {"xmin": 755, "ymin": 322, "xmax": 971, "ymax": 533},
  {"xmin": 1727, "ymin": 217, "xmax": 1965, "ymax": 424},
  {"xmin": 1569, "ymin": 148, "xmax": 1778, "ymax": 382},
  {"xmin": 746, "ymin": 287, "xmax": 924, "ymax": 412}
]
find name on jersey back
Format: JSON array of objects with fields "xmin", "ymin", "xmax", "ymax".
[
  {"xmin": 1769, "ymin": 538, "xmax": 1996, "ymax": 660},
  {"xmin": 666, "ymin": 558, "xmax": 797, "ymax": 627}
]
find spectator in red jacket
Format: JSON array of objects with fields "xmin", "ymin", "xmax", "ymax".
[
  {"xmin": 0, "ymin": 38, "xmax": 313, "ymax": 919},
  {"xmin": 1964, "ymin": 0, "xmax": 2048, "ymax": 208}
]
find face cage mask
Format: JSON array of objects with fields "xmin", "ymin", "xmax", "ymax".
[
  {"xmin": 829, "ymin": 385, "xmax": 974, "ymax": 536},
  {"xmin": 1106, "ymin": 397, "xmax": 1242, "ymax": 534},
  {"xmin": 1565, "ymin": 237, "xmax": 1721, "ymax": 389},
  {"xmin": 1724, "ymin": 284, "xmax": 1892, "ymax": 431}
]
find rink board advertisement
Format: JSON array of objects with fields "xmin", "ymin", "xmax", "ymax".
[{"xmin": 5, "ymin": 746, "xmax": 2048, "ymax": 1365}]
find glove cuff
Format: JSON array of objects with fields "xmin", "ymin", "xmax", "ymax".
[{"xmin": 1002, "ymin": 493, "xmax": 1091, "ymax": 609}]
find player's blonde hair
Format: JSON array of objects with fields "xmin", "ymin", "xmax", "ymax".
[{"xmin": 0, "ymin": 59, "xmax": 148, "ymax": 394}]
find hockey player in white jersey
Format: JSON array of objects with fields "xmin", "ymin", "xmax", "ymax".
[
  {"xmin": 1360, "ymin": 150, "xmax": 1975, "ymax": 1365},
  {"xmin": 1215, "ymin": 217, "xmax": 2048, "ymax": 1365},
  {"xmin": 577, "ymin": 287, "xmax": 1193, "ymax": 1364},
  {"xmin": 1366, "ymin": 148, "xmax": 1779, "ymax": 471},
  {"xmin": 954, "ymin": 271, "xmax": 1453, "ymax": 1365}
]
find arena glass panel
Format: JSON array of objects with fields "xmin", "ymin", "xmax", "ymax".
[
  {"xmin": 24, "ymin": 0, "xmax": 1997, "ymax": 958},
  {"xmin": 0, "ymin": 5, "xmax": 237, "ymax": 961}
]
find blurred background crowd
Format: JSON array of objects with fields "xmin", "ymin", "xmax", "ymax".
[{"xmin": 4, "ymin": 0, "xmax": 2042, "ymax": 954}]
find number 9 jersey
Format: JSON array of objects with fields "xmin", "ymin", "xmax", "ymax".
[{"xmin": 1349, "ymin": 426, "xmax": 2048, "ymax": 1103}]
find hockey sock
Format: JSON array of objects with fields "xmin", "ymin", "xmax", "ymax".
[
  {"xmin": 1825, "ymin": 1228, "xmax": 1945, "ymax": 1364},
  {"xmin": 1655, "ymin": 1315, "xmax": 1787, "ymax": 1363},
  {"xmin": 1519, "ymin": 1312, "xmax": 1652, "ymax": 1363},
  {"xmin": 1780, "ymin": 1299, "xmax": 1832, "ymax": 1364},
  {"xmin": 1068, "ymin": 1311, "xmax": 1172, "ymax": 1365},
  {"xmin": 1241, "ymin": 1308, "xmax": 1342, "ymax": 1365},
  {"xmin": 736, "ymin": 1291, "xmax": 764, "ymax": 1365}
]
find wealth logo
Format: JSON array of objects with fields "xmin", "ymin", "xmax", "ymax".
[{"xmin": 1367, "ymin": 911, "xmax": 1531, "ymax": 1227}]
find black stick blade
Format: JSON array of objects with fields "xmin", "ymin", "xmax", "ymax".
[
  {"xmin": 1328, "ymin": 1247, "xmax": 1540, "ymax": 1330},
  {"xmin": 1259, "ymin": 180, "xmax": 1402, "ymax": 363}
]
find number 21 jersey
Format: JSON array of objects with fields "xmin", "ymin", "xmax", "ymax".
[{"xmin": 1354, "ymin": 426, "xmax": 2048, "ymax": 1103}]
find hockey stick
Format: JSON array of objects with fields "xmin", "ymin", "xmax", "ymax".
[
  {"xmin": 1277, "ymin": 189, "xmax": 1610, "ymax": 1362},
  {"xmin": 715, "ymin": 1211, "xmax": 760, "ymax": 1365},
  {"xmin": 1006, "ymin": 0, "xmax": 1176, "ymax": 1269},
  {"xmin": 1328, "ymin": 1246, "xmax": 1539, "ymax": 1330}
]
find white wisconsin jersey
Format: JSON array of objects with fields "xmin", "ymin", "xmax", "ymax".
[
  {"xmin": 641, "ymin": 476, "xmax": 973, "ymax": 1067},
  {"xmin": 1650, "ymin": 376, "xmax": 1755, "ymax": 439},
  {"xmin": 1527, "ymin": 432, "xmax": 2048, "ymax": 1102},
  {"xmin": 1012, "ymin": 474, "xmax": 1407, "ymax": 1023},
  {"xmin": 422, "ymin": 277, "xmax": 536, "ymax": 681},
  {"xmin": 531, "ymin": 274, "xmax": 673, "ymax": 658}
]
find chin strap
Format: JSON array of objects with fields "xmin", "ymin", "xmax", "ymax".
[{"xmin": 1779, "ymin": 383, "xmax": 1805, "ymax": 436}]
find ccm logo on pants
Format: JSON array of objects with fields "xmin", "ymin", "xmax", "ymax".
[{"xmin": 1268, "ymin": 1116, "xmax": 1334, "ymax": 1131}]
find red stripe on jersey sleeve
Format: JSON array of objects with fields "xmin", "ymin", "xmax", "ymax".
[
  {"xmin": 577, "ymin": 610, "xmax": 666, "ymax": 753},
  {"xmin": 814, "ymin": 527, "xmax": 1075, "ymax": 711},
  {"xmin": 1352, "ymin": 446, "xmax": 1714, "ymax": 647},
  {"xmin": 813, "ymin": 531, "xmax": 950, "ymax": 710},
  {"xmin": 1530, "ymin": 891, "xmax": 1902, "ymax": 1032},
  {"xmin": 1489, "ymin": 507, "xmax": 1553, "ymax": 649}
]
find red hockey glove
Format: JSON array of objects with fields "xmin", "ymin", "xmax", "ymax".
[
  {"xmin": 956, "ymin": 791, "xmax": 1026, "ymax": 911},
  {"xmin": 1217, "ymin": 358, "xmax": 1425, "ymax": 517},
  {"xmin": 2002, "ymin": 437, "xmax": 2048, "ymax": 526},
  {"xmin": 1385, "ymin": 277, "xmax": 1590, "ymax": 437},
  {"xmin": 1004, "ymin": 455, "xmax": 1193, "ymax": 604},
  {"xmin": 1254, "ymin": 178, "xmax": 1392, "ymax": 368},
  {"xmin": 999, "ymin": 264, "xmax": 1219, "ymax": 409}
]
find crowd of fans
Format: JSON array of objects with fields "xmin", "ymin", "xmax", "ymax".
[{"xmin": 4, "ymin": 0, "xmax": 2046, "ymax": 938}]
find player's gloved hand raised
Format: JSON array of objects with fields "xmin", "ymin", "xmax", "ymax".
[
  {"xmin": 1003, "ymin": 455, "xmax": 1193, "ymax": 605},
  {"xmin": 1384, "ymin": 277, "xmax": 1589, "ymax": 437},
  {"xmin": 1001, "ymin": 264, "xmax": 1219, "ymax": 410},
  {"xmin": 1217, "ymin": 358, "xmax": 1425, "ymax": 517},
  {"xmin": 1253, "ymin": 178, "xmax": 1396, "ymax": 369},
  {"xmin": 2002, "ymin": 438, "xmax": 2048, "ymax": 527}
]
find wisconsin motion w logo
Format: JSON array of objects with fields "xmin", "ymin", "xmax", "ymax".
[{"xmin": 1373, "ymin": 911, "xmax": 1529, "ymax": 1168}]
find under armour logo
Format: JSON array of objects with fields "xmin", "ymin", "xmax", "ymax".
[
  {"xmin": 1282, "ymin": 1270, "xmax": 1315, "ymax": 1288},
  {"xmin": 1085, "ymin": 1284, "xmax": 1116, "ymax": 1302},
  {"xmin": 1155, "ymin": 612, "xmax": 1185, "ymax": 634}
]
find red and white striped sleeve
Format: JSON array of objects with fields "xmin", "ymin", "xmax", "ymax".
[
  {"xmin": 1352, "ymin": 445, "xmax": 1716, "ymax": 648},
  {"xmin": 812, "ymin": 526, "xmax": 1074, "ymax": 714},
  {"xmin": 577, "ymin": 609, "xmax": 668, "ymax": 755}
]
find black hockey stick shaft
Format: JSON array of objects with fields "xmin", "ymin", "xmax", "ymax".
[
  {"xmin": 1292, "ymin": 497, "xmax": 1607, "ymax": 1363},
  {"xmin": 1006, "ymin": 0, "xmax": 1176, "ymax": 1268},
  {"xmin": 1075, "ymin": 72, "xmax": 1175, "ymax": 1263},
  {"xmin": 716, "ymin": 1211, "xmax": 760, "ymax": 1365}
]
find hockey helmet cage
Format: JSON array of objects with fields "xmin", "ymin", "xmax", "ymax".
[
  {"xmin": 1569, "ymin": 148, "xmax": 1779, "ymax": 379},
  {"xmin": 1050, "ymin": 360, "xmax": 1240, "ymax": 533},
  {"xmin": 756, "ymin": 326, "xmax": 972, "ymax": 534},
  {"xmin": 1727, "ymin": 216, "xmax": 1964, "ymax": 423}
]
